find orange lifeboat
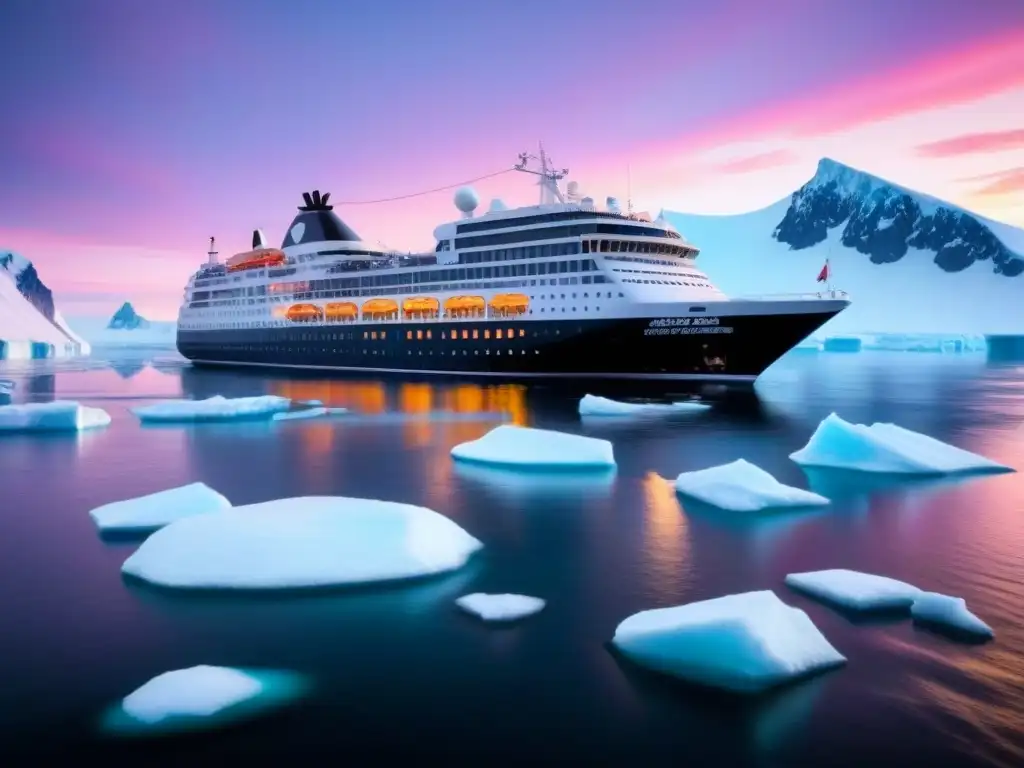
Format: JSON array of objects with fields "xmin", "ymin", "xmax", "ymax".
[
  {"xmin": 489, "ymin": 293, "xmax": 529, "ymax": 316},
  {"xmin": 443, "ymin": 295, "xmax": 485, "ymax": 317},
  {"xmin": 361, "ymin": 298, "xmax": 399, "ymax": 320},
  {"xmin": 402, "ymin": 296, "xmax": 440, "ymax": 318},
  {"xmin": 226, "ymin": 247, "xmax": 286, "ymax": 272},
  {"xmin": 324, "ymin": 302, "xmax": 358, "ymax": 322},
  {"xmin": 285, "ymin": 303, "xmax": 323, "ymax": 322}
]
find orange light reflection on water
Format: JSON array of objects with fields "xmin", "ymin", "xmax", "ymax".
[{"xmin": 640, "ymin": 472, "xmax": 692, "ymax": 598}]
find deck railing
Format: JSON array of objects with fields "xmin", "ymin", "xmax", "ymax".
[{"xmin": 732, "ymin": 290, "xmax": 849, "ymax": 301}]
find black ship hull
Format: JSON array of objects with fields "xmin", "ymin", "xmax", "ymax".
[{"xmin": 177, "ymin": 305, "xmax": 842, "ymax": 385}]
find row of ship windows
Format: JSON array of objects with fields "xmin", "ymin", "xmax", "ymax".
[
  {"xmin": 195, "ymin": 345, "xmax": 545, "ymax": 358},
  {"xmin": 455, "ymin": 209, "xmax": 679, "ymax": 234},
  {"xmin": 610, "ymin": 268, "xmax": 711, "ymax": 288},
  {"xmin": 189, "ymin": 275, "xmax": 612, "ymax": 309},
  {"xmin": 453, "ymin": 222, "xmax": 684, "ymax": 249}
]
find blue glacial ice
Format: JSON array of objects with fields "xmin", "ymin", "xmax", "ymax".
[
  {"xmin": 132, "ymin": 395, "xmax": 291, "ymax": 423},
  {"xmin": 611, "ymin": 591, "xmax": 846, "ymax": 694},
  {"xmin": 272, "ymin": 406, "xmax": 349, "ymax": 422},
  {"xmin": 674, "ymin": 459, "xmax": 830, "ymax": 512},
  {"xmin": 578, "ymin": 394, "xmax": 710, "ymax": 417},
  {"xmin": 861, "ymin": 333, "xmax": 987, "ymax": 353},
  {"xmin": 455, "ymin": 592, "xmax": 546, "ymax": 622},
  {"xmin": 789, "ymin": 413, "xmax": 1013, "ymax": 474},
  {"xmin": 0, "ymin": 400, "xmax": 111, "ymax": 433},
  {"xmin": 102, "ymin": 665, "xmax": 308, "ymax": 735},
  {"xmin": 785, "ymin": 569, "xmax": 922, "ymax": 611},
  {"xmin": 89, "ymin": 482, "xmax": 231, "ymax": 534},
  {"xmin": 121, "ymin": 496, "xmax": 483, "ymax": 590},
  {"xmin": 822, "ymin": 336, "xmax": 862, "ymax": 353},
  {"xmin": 451, "ymin": 424, "xmax": 616, "ymax": 469},
  {"xmin": 911, "ymin": 592, "xmax": 994, "ymax": 639}
]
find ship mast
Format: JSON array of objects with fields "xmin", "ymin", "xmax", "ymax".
[
  {"xmin": 206, "ymin": 237, "xmax": 219, "ymax": 266},
  {"xmin": 514, "ymin": 143, "xmax": 568, "ymax": 205}
]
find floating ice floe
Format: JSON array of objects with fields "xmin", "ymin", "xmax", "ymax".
[
  {"xmin": 785, "ymin": 569, "xmax": 922, "ymax": 611},
  {"xmin": 610, "ymin": 591, "xmax": 846, "ymax": 694},
  {"xmin": 578, "ymin": 394, "xmax": 710, "ymax": 417},
  {"xmin": 789, "ymin": 413, "xmax": 1012, "ymax": 475},
  {"xmin": 299, "ymin": 399, "xmax": 323, "ymax": 406},
  {"xmin": 122, "ymin": 496, "xmax": 483, "ymax": 590},
  {"xmin": 89, "ymin": 482, "xmax": 231, "ymax": 534},
  {"xmin": 911, "ymin": 592, "xmax": 994, "ymax": 639},
  {"xmin": 272, "ymin": 406, "xmax": 349, "ymax": 422},
  {"xmin": 0, "ymin": 400, "xmax": 111, "ymax": 433},
  {"xmin": 674, "ymin": 459, "xmax": 830, "ymax": 512},
  {"xmin": 103, "ymin": 665, "xmax": 308, "ymax": 735},
  {"xmin": 455, "ymin": 593, "xmax": 546, "ymax": 622},
  {"xmin": 132, "ymin": 395, "xmax": 292, "ymax": 423},
  {"xmin": 822, "ymin": 336, "xmax": 862, "ymax": 353},
  {"xmin": 451, "ymin": 424, "xmax": 616, "ymax": 469}
]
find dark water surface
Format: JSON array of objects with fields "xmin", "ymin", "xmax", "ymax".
[{"xmin": 1, "ymin": 350, "xmax": 1023, "ymax": 766}]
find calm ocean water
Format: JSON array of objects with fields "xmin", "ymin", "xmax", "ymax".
[{"xmin": 1, "ymin": 349, "xmax": 1023, "ymax": 766}]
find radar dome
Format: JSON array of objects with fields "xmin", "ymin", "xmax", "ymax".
[
  {"xmin": 488, "ymin": 198, "xmax": 508, "ymax": 212},
  {"xmin": 580, "ymin": 196, "xmax": 595, "ymax": 210},
  {"xmin": 454, "ymin": 186, "xmax": 480, "ymax": 214},
  {"xmin": 566, "ymin": 181, "xmax": 581, "ymax": 201}
]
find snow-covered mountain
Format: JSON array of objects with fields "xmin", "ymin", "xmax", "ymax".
[
  {"xmin": 67, "ymin": 305, "xmax": 176, "ymax": 348},
  {"xmin": 0, "ymin": 250, "xmax": 87, "ymax": 358},
  {"xmin": 664, "ymin": 158, "xmax": 1024, "ymax": 334}
]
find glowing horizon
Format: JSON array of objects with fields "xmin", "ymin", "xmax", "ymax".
[{"xmin": 1, "ymin": 0, "xmax": 1022, "ymax": 320}]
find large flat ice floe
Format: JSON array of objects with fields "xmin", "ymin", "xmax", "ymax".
[
  {"xmin": 89, "ymin": 482, "xmax": 231, "ymax": 534},
  {"xmin": 911, "ymin": 592, "xmax": 994, "ymax": 639},
  {"xmin": 578, "ymin": 394, "xmax": 711, "ymax": 417},
  {"xmin": 674, "ymin": 459, "xmax": 830, "ymax": 512},
  {"xmin": 611, "ymin": 591, "xmax": 846, "ymax": 694},
  {"xmin": 132, "ymin": 395, "xmax": 292, "ymax": 423},
  {"xmin": 785, "ymin": 569, "xmax": 922, "ymax": 611},
  {"xmin": 0, "ymin": 400, "xmax": 111, "ymax": 433},
  {"xmin": 272, "ymin": 406, "xmax": 349, "ymax": 422},
  {"xmin": 790, "ymin": 412, "xmax": 1013, "ymax": 475},
  {"xmin": 455, "ymin": 593, "xmax": 546, "ymax": 622},
  {"xmin": 122, "ymin": 496, "xmax": 483, "ymax": 590},
  {"xmin": 103, "ymin": 665, "xmax": 308, "ymax": 735},
  {"xmin": 451, "ymin": 424, "xmax": 615, "ymax": 469}
]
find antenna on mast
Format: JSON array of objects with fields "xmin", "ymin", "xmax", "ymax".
[
  {"xmin": 514, "ymin": 143, "xmax": 569, "ymax": 205},
  {"xmin": 206, "ymin": 237, "xmax": 218, "ymax": 266},
  {"xmin": 627, "ymin": 163, "xmax": 633, "ymax": 217}
]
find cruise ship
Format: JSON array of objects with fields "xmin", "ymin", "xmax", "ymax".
[{"xmin": 176, "ymin": 149, "xmax": 849, "ymax": 384}]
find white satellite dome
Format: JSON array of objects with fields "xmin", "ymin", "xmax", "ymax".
[
  {"xmin": 580, "ymin": 196, "xmax": 595, "ymax": 210},
  {"xmin": 566, "ymin": 181, "xmax": 581, "ymax": 200},
  {"xmin": 454, "ymin": 186, "xmax": 480, "ymax": 214},
  {"xmin": 488, "ymin": 198, "xmax": 508, "ymax": 212}
]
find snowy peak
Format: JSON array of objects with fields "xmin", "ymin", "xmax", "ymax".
[
  {"xmin": 1, "ymin": 251, "xmax": 56, "ymax": 321},
  {"xmin": 774, "ymin": 159, "xmax": 1024, "ymax": 277},
  {"xmin": 108, "ymin": 302, "xmax": 150, "ymax": 330}
]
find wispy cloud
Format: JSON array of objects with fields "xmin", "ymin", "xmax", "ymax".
[
  {"xmin": 966, "ymin": 167, "xmax": 1024, "ymax": 196},
  {"xmin": 917, "ymin": 128, "xmax": 1024, "ymax": 157},
  {"xmin": 713, "ymin": 150, "xmax": 798, "ymax": 174}
]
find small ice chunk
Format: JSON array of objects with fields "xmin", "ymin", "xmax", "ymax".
[
  {"xmin": 456, "ymin": 593, "xmax": 546, "ymax": 621},
  {"xmin": 122, "ymin": 496, "xmax": 483, "ymax": 589},
  {"xmin": 300, "ymin": 399, "xmax": 323, "ymax": 406},
  {"xmin": 785, "ymin": 569, "xmax": 922, "ymax": 611},
  {"xmin": 579, "ymin": 394, "xmax": 709, "ymax": 416},
  {"xmin": 611, "ymin": 590, "xmax": 846, "ymax": 694},
  {"xmin": 325, "ymin": 407, "xmax": 349, "ymax": 415},
  {"xmin": 790, "ymin": 413, "xmax": 1012, "ymax": 474},
  {"xmin": 0, "ymin": 400, "xmax": 111, "ymax": 433},
  {"xmin": 89, "ymin": 482, "xmax": 231, "ymax": 534},
  {"xmin": 273, "ymin": 407, "xmax": 328, "ymax": 421},
  {"xmin": 132, "ymin": 395, "xmax": 291, "ymax": 423},
  {"xmin": 451, "ymin": 424, "xmax": 615, "ymax": 469},
  {"xmin": 911, "ymin": 592, "xmax": 994, "ymax": 639},
  {"xmin": 123, "ymin": 665, "xmax": 262, "ymax": 724},
  {"xmin": 674, "ymin": 459, "xmax": 830, "ymax": 512}
]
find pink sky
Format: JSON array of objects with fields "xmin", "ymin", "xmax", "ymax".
[{"xmin": 2, "ymin": 6, "xmax": 1023, "ymax": 320}]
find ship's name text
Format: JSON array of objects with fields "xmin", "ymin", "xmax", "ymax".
[{"xmin": 644, "ymin": 317, "xmax": 733, "ymax": 336}]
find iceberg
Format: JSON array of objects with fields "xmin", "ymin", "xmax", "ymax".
[
  {"xmin": 789, "ymin": 413, "xmax": 1013, "ymax": 474},
  {"xmin": 102, "ymin": 665, "xmax": 308, "ymax": 735},
  {"xmin": 455, "ymin": 593, "xmax": 546, "ymax": 622},
  {"xmin": 610, "ymin": 591, "xmax": 846, "ymax": 694},
  {"xmin": 674, "ymin": 459, "xmax": 830, "ymax": 512},
  {"xmin": 911, "ymin": 592, "xmax": 994, "ymax": 639},
  {"xmin": 132, "ymin": 395, "xmax": 291, "ymax": 423},
  {"xmin": 273, "ymin": 407, "xmax": 327, "ymax": 421},
  {"xmin": 0, "ymin": 400, "xmax": 111, "ymax": 433},
  {"xmin": 89, "ymin": 482, "xmax": 231, "ymax": 534},
  {"xmin": 451, "ymin": 424, "xmax": 615, "ymax": 469},
  {"xmin": 822, "ymin": 336, "xmax": 862, "ymax": 353},
  {"xmin": 300, "ymin": 399, "xmax": 323, "ymax": 406},
  {"xmin": 122, "ymin": 496, "xmax": 483, "ymax": 590},
  {"xmin": 785, "ymin": 569, "xmax": 921, "ymax": 611},
  {"xmin": 578, "ymin": 394, "xmax": 710, "ymax": 416}
]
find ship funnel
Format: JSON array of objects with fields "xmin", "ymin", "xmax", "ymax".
[{"xmin": 252, "ymin": 229, "xmax": 268, "ymax": 249}]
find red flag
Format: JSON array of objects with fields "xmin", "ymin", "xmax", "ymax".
[{"xmin": 816, "ymin": 260, "xmax": 830, "ymax": 283}]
